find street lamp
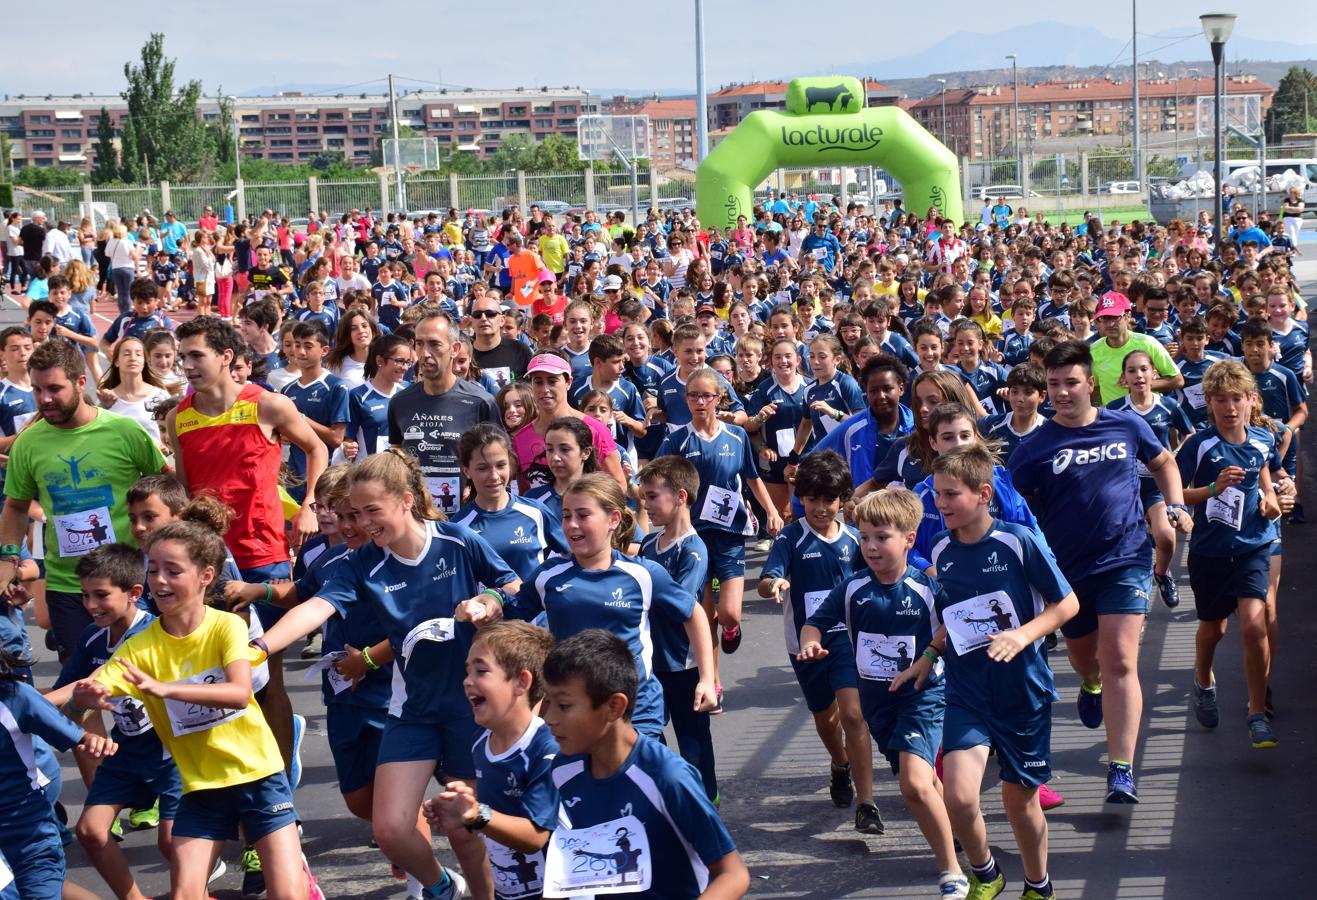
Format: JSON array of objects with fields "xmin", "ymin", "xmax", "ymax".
[
  {"xmin": 228, "ymin": 95, "xmax": 240, "ymax": 183},
  {"xmin": 1201, "ymin": 12, "xmax": 1236, "ymax": 243},
  {"xmin": 1006, "ymin": 54, "xmax": 1020, "ymax": 187},
  {"xmin": 936, "ymin": 79, "xmax": 948, "ymax": 147}
]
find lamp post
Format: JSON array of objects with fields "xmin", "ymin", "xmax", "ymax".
[
  {"xmin": 1201, "ymin": 12, "xmax": 1236, "ymax": 244},
  {"xmin": 936, "ymin": 79, "xmax": 948, "ymax": 146},
  {"xmin": 228, "ymin": 96, "xmax": 240, "ymax": 183},
  {"xmin": 694, "ymin": 0, "xmax": 708, "ymax": 162},
  {"xmin": 1006, "ymin": 54, "xmax": 1020, "ymax": 187}
]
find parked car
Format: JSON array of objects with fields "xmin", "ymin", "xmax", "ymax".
[
  {"xmin": 1103, "ymin": 181, "xmax": 1142, "ymax": 195},
  {"xmin": 973, "ymin": 184, "xmax": 1042, "ymax": 201}
]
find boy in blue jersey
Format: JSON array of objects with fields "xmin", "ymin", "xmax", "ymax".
[
  {"xmin": 100, "ymin": 280, "xmax": 175, "ymax": 357},
  {"xmin": 281, "ymin": 321, "xmax": 350, "ymax": 503},
  {"xmin": 44, "ymin": 544, "xmax": 180, "ymax": 900},
  {"xmin": 541, "ymin": 630, "xmax": 749, "ymax": 900},
  {"xmin": 1008, "ymin": 341, "xmax": 1191, "ymax": 805},
  {"xmin": 1001, "ymin": 297, "xmax": 1036, "ymax": 366},
  {"xmin": 980, "ymin": 364, "xmax": 1047, "ymax": 463},
  {"xmin": 1178, "ymin": 360, "xmax": 1285, "ymax": 749},
  {"xmin": 293, "ymin": 281, "xmax": 338, "ymax": 334},
  {"xmin": 1240, "ymin": 320, "xmax": 1307, "ymax": 475},
  {"xmin": 426, "ymin": 622, "xmax": 559, "ymax": 900},
  {"xmin": 924, "ymin": 446, "xmax": 1079, "ymax": 900},
  {"xmin": 1174, "ymin": 317, "xmax": 1227, "ymax": 432},
  {"xmin": 638, "ymin": 457, "xmax": 717, "ymax": 803},
  {"xmin": 569, "ymin": 334, "xmax": 648, "ymax": 468},
  {"xmin": 655, "ymin": 324, "xmax": 746, "ymax": 437},
  {"xmin": 802, "ymin": 487, "xmax": 965, "ymax": 900},
  {"xmin": 759, "ymin": 451, "xmax": 883, "ymax": 833}
]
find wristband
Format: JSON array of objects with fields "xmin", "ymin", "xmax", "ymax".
[
  {"xmin": 1208, "ymin": 481, "xmax": 1217, "ymax": 498},
  {"xmin": 249, "ymin": 636, "xmax": 270, "ymax": 657},
  {"xmin": 362, "ymin": 646, "xmax": 380, "ymax": 671},
  {"xmin": 263, "ymin": 583, "xmax": 273, "ymax": 604},
  {"xmin": 64, "ymin": 697, "xmax": 86, "ymax": 717},
  {"xmin": 922, "ymin": 649, "xmax": 940, "ymax": 664},
  {"xmin": 480, "ymin": 587, "xmax": 507, "ymax": 607},
  {"xmin": 0, "ymin": 544, "xmax": 20, "ymax": 558}
]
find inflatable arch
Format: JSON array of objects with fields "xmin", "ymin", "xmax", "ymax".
[{"xmin": 695, "ymin": 76, "xmax": 963, "ymax": 230}]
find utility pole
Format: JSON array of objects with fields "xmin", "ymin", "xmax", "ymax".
[
  {"xmin": 937, "ymin": 79, "xmax": 948, "ymax": 146},
  {"xmin": 388, "ymin": 73, "xmax": 404, "ymax": 215},
  {"xmin": 694, "ymin": 0, "xmax": 708, "ymax": 162},
  {"xmin": 1006, "ymin": 54, "xmax": 1020, "ymax": 186},
  {"xmin": 1132, "ymin": 0, "xmax": 1141, "ymax": 186}
]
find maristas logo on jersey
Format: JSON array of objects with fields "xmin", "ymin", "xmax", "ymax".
[{"xmin": 1051, "ymin": 442, "xmax": 1129, "ymax": 474}]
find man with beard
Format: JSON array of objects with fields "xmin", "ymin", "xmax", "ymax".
[{"xmin": 0, "ymin": 340, "xmax": 166, "ymax": 659}]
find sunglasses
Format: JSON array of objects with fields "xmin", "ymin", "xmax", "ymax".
[{"xmin": 470, "ymin": 309, "xmax": 501, "ymax": 319}]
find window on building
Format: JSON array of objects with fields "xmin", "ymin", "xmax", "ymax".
[{"xmin": 61, "ymin": 143, "xmax": 81, "ymax": 152}]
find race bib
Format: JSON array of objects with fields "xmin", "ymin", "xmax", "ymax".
[
  {"xmin": 400, "ymin": 617, "xmax": 455, "ymax": 664},
  {"xmin": 520, "ymin": 279, "xmax": 536, "ymax": 299},
  {"xmin": 486, "ymin": 366, "xmax": 513, "ymax": 390},
  {"xmin": 856, "ymin": 632, "xmax": 917, "ymax": 681},
  {"xmin": 304, "ymin": 651, "xmax": 352, "ymax": 695},
  {"xmin": 54, "ymin": 506, "xmax": 116, "ymax": 557},
  {"xmin": 161, "ymin": 665, "xmax": 248, "ymax": 737},
  {"xmin": 425, "ymin": 476, "xmax": 462, "ymax": 515},
  {"xmin": 775, "ymin": 427, "xmax": 796, "ymax": 457},
  {"xmin": 1183, "ymin": 383, "xmax": 1206, "ymax": 409},
  {"xmin": 942, "ymin": 591, "xmax": 1021, "ymax": 656},
  {"xmin": 111, "ymin": 696, "xmax": 154, "ymax": 737},
  {"xmin": 545, "ymin": 814, "xmax": 651, "ymax": 897},
  {"xmin": 812, "ymin": 247, "xmax": 829, "ymax": 260},
  {"xmin": 487, "ymin": 837, "xmax": 545, "ymax": 900},
  {"xmin": 1206, "ymin": 485, "xmax": 1245, "ymax": 531},
  {"xmin": 698, "ymin": 485, "xmax": 739, "ymax": 528},
  {"xmin": 803, "ymin": 589, "xmax": 829, "ymax": 620},
  {"xmin": 375, "ymin": 435, "xmax": 390, "ymax": 455}
]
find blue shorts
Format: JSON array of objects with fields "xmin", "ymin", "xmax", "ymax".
[
  {"xmin": 1188, "ymin": 547, "xmax": 1271, "ymax": 621},
  {"xmin": 0, "ymin": 796, "xmax": 64, "ymax": 900},
  {"xmin": 944, "ymin": 700, "xmax": 1052, "ymax": 787},
  {"xmin": 1062, "ymin": 564, "xmax": 1151, "ymax": 640},
  {"xmin": 171, "ymin": 772, "xmax": 298, "ymax": 843},
  {"xmin": 327, "ymin": 703, "xmax": 387, "ymax": 795},
  {"xmin": 377, "ymin": 715, "xmax": 479, "ymax": 779},
  {"xmin": 861, "ymin": 681, "xmax": 946, "ymax": 774},
  {"xmin": 85, "ymin": 753, "xmax": 183, "ymax": 821},
  {"xmin": 789, "ymin": 631, "xmax": 859, "ymax": 713},
  {"xmin": 241, "ymin": 560, "xmax": 292, "ymax": 626},
  {"xmin": 1138, "ymin": 477, "xmax": 1164, "ymax": 513},
  {"xmin": 695, "ymin": 528, "xmax": 745, "ymax": 582}
]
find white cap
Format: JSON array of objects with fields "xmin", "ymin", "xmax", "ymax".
[{"xmin": 603, "ymin": 274, "xmax": 624, "ymax": 291}]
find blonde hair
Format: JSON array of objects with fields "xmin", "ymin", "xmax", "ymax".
[
  {"xmin": 930, "ymin": 445, "xmax": 996, "ymax": 496},
  {"xmin": 64, "ymin": 259, "xmax": 94, "ymax": 293},
  {"xmin": 349, "ymin": 448, "xmax": 444, "ymax": 521},
  {"xmin": 315, "ymin": 464, "xmax": 353, "ymax": 509},
  {"xmin": 563, "ymin": 473, "xmax": 636, "ymax": 550},
  {"xmin": 853, "ymin": 487, "xmax": 924, "ymax": 534},
  {"xmin": 1202, "ymin": 358, "xmax": 1259, "ymax": 428}
]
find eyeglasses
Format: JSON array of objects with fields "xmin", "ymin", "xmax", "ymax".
[
  {"xmin": 470, "ymin": 309, "xmax": 501, "ymax": 319},
  {"xmin": 686, "ymin": 392, "xmax": 719, "ymax": 402},
  {"xmin": 386, "ymin": 356, "xmax": 414, "ymax": 366}
]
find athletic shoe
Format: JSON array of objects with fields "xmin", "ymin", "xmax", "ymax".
[
  {"xmin": 110, "ymin": 816, "xmax": 123, "ymax": 842},
  {"xmin": 1105, "ymin": 762, "xmax": 1139, "ymax": 804},
  {"xmin": 1038, "ymin": 784, "xmax": 1065, "ymax": 810},
  {"xmin": 710, "ymin": 685, "xmax": 724, "ymax": 715},
  {"xmin": 300, "ymin": 632, "xmax": 322, "ymax": 660},
  {"xmin": 1248, "ymin": 713, "xmax": 1277, "ymax": 749},
  {"xmin": 854, "ymin": 800, "xmax": 885, "ymax": 835},
  {"xmin": 1077, "ymin": 683, "xmax": 1103, "ymax": 729},
  {"xmin": 421, "ymin": 868, "xmax": 468, "ymax": 899},
  {"xmin": 966, "ymin": 871, "xmax": 1005, "ymax": 900},
  {"xmin": 290, "ymin": 713, "xmax": 306, "ymax": 791},
  {"xmin": 1192, "ymin": 682, "xmax": 1219, "ymax": 729},
  {"xmin": 240, "ymin": 846, "xmax": 266, "ymax": 898},
  {"xmin": 939, "ymin": 872, "xmax": 970, "ymax": 899},
  {"xmin": 1155, "ymin": 571, "xmax": 1179, "ymax": 608},
  {"xmin": 209, "ymin": 859, "xmax": 227, "ymax": 885},
  {"xmin": 302, "ymin": 857, "xmax": 326, "ymax": 900},
  {"xmin": 1020, "ymin": 888, "xmax": 1056, "ymax": 900},
  {"xmin": 828, "ymin": 762, "xmax": 854, "ymax": 808},
  {"xmin": 1043, "ymin": 631, "xmax": 1058, "ymax": 652},
  {"xmin": 719, "ymin": 624, "xmax": 742, "ymax": 654},
  {"xmin": 128, "ymin": 798, "xmax": 160, "ymax": 829}
]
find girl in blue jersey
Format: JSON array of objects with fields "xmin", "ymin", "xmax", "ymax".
[
  {"xmin": 765, "ymin": 305, "xmax": 812, "ymax": 377},
  {"xmin": 344, "ymin": 334, "xmax": 413, "ymax": 461},
  {"xmin": 746, "ymin": 339, "xmax": 808, "ymax": 523},
  {"xmin": 524, "ymin": 417, "xmax": 596, "ymax": 525},
  {"xmin": 870, "ymin": 369, "xmax": 980, "ymax": 491},
  {"xmin": 1109, "ymin": 349, "xmax": 1195, "ymax": 609},
  {"xmin": 512, "ymin": 474, "xmax": 717, "ymax": 740},
  {"xmin": 951, "ymin": 320, "xmax": 1009, "ymax": 417},
  {"xmin": 253, "ymin": 450, "xmax": 520, "ymax": 900},
  {"xmin": 620, "ymin": 323, "xmax": 673, "ymax": 464},
  {"xmin": 793, "ymin": 334, "xmax": 865, "ymax": 455},
  {"xmin": 656, "ymin": 368, "xmax": 783, "ymax": 693},
  {"xmin": 454, "ymin": 425, "xmax": 568, "ymax": 583}
]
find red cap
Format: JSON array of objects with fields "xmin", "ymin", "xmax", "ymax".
[{"xmin": 1095, "ymin": 291, "xmax": 1131, "ymax": 317}]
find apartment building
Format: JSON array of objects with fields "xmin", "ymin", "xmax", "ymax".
[{"xmin": 605, "ymin": 97, "xmax": 698, "ymax": 168}]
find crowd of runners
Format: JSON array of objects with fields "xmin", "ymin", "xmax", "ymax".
[{"xmin": 0, "ymin": 187, "xmax": 1308, "ymax": 900}]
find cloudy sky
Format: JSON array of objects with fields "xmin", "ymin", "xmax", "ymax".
[{"xmin": 9, "ymin": 2, "xmax": 1315, "ymax": 98}]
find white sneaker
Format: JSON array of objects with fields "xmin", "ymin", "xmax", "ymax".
[
  {"xmin": 939, "ymin": 871, "xmax": 969, "ymax": 899},
  {"xmin": 209, "ymin": 858, "xmax": 227, "ymax": 884}
]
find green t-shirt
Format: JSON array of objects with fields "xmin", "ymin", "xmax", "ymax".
[
  {"xmin": 5, "ymin": 409, "xmax": 167, "ymax": 592},
  {"xmin": 1090, "ymin": 331, "xmax": 1178, "ymax": 405}
]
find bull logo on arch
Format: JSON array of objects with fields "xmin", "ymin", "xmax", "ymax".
[{"xmin": 696, "ymin": 76, "xmax": 963, "ymax": 230}]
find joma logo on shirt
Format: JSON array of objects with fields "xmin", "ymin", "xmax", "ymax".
[
  {"xmin": 383, "ymin": 581, "xmax": 409, "ymax": 592},
  {"xmin": 1051, "ymin": 442, "xmax": 1129, "ymax": 474}
]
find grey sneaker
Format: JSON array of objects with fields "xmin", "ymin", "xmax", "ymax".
[{"xmin": 1193, "ymin": 682, "xmax": 1219, "ymax": 729}]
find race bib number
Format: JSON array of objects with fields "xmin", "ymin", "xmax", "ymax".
[
  {"xmin": 487, "ymin": 837, "xmax": 545, "ymax": 900},
  {"xmin": 54, "ymin": 506, "xmax": 116, "ymax": 557},
  {"xmin": 545, "ymin": 814, "xmax": 651, "ymax": 897},
  {"xmin": 161, "ymin": 665, "xmax": 248, "ymax": 737},
  {"xmin": 1183, "ymin": 383, "xmax": 1206, "ymax": 409},
  {"xmin": 942, "ymin": 591, "xmax": 1021, "ymax": 656},
  {"xmin": 856, "ymin": 632, "xmax": 917, "ymax": 681},
  {"xmin": 699, "ymin": 485, "xmax": 739, "ymax": 528},
  {"xmin": 304, "ymin": 651, "xmax": 352, "ymax": 695},
  {"xmin": 400, "ymin": 617, "xmax": 455, "ymax": 664},
  {"xmin": 375, "ymin": 436, "xmax": 390, "ymax": 455},
  {"xmin": 803, "ymin": 589, "xmax": 829, "ymax": 620},
  {"xmin": 111, "ymin": 696, "xmax": 154, "ymax": 737},
  {"xmin": 1206, "ymin": 485, "xmax": 1245, "ymax": 531},
  {"xmin": 812, "ymin": 247, "xmax": 829, "ymax": 260},
  {"xmin": 425, "ymin": 476, "xmax": 462, "ymax": 516},
  {"xmin": 485, "ymin": 366, "xmax": 513, "ymax": 390},
  {"xmin": 520, "ymin": 279, "xmax": 536, "ymax": 299},
  {"xmin": 775, "ymin": 427, "xmax": 796, "ymax": 457}
]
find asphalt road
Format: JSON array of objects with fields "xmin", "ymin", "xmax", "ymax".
[{"xmin": 41, "ymin": 263, "xmax": 1317, "ymax": 899}]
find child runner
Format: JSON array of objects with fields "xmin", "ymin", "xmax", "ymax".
[
  {"xmin": 792, "ymin": 334, "xmax": 865, "ymax": 457},
  {"xmin": 920, "ymin": 445, "xmax": 1079, "ymax": 900},
  {"xmin": 980, "ymin": 364, "xmax": 1048, "ymax": 464},
  {"xmin": 525, "ymin": 417, "xmax": 597, "ymax": 524},
  {"xmin": 799, "ymin": 487, "xmax": 964, "ymax": 899},
  {"xmin": 951, "ymin": 320, "xmax": 1008, "ymax": 417},
  {"xmin": 344, "ymin": 334, "xmax": 413, "ymax": 462},
  {"xmin": 760, "ymin": 451, "xmax": 885, "ymax": 833},
  {"xmin": 540, "ymin": 629, "xmax": 750, "ymax": 899},
  {"xmin": 745, "ymin": 338, "xmax": 808, "ymax": 524},
  {"xmin": 1173, "ymin": 316, "xmax": 1227, "ymax": 433}
]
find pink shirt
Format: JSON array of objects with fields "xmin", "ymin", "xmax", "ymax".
[{"xmin": 514, "ymin": 414, "xmax": 617, "ymax": 493}]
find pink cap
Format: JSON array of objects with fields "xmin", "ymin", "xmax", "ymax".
[
  {"xmin": 538, "ymin": 267, "xmax": 556, "ymax": 284},
  {"xmin": 1095, "ymin": 291, "xmax": 1131, "ymax": 317},
  {"xmin": 525, "ymin": 353, "xmax": 573, "ymax": 377}
]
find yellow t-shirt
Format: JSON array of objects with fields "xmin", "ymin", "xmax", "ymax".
[
  {"xmin": 972, "ymin": 311, "xmax": 1004, "ymax": 339},
  {"xmin": 874, "ymin": 280, "xmax": 899, "ymax": 296},
  {"xmin": 537, "ymin": 234, "xmax": 569, "ymax": 274},
  {"xmin": 95, "ymin": 607, "xmax": 283, "ymax": 793},
  {"xmin": 444, "ymin": 222, "xmax": 464, "ymax": 247}
]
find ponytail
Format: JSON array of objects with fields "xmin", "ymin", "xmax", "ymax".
[{"xmin": 350, "ymin": 447, "xmax": 444, "ymax": 521}]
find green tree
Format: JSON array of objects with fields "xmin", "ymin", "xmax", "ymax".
[
  {"xmin": 118, "ymin": 116, "xmax": 144, "ymax": 183},
  {"xmin": 11, "ymin": 165, "xmax": 85, "ymax": 188},
  {"xmin": 91, "ymin": 107, "xmax": 119, "ymax": 183},
  {"xmin": 120, "ymin": 33, "xmax": 213, "ymax": 181},
  {"xmin": 1264, "ymin": 66, "xmax": 1317, "ymax": 144},
  {"xmin": 0, "ymin": 133, "xmax": 12, "ymax": 180},
  {"xmin": 209, "ymin": 91, "xmax": 235, "ymax": 166}
]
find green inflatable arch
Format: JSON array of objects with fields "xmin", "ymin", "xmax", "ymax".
[{"xmin": 696, "ymin": 76, "xmax": 963, "ymax": 230}]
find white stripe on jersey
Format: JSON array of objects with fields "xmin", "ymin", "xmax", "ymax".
[
  {"xmin": 0, "ymin": 701, "xmax": 49, "ymax": 790},
  {"xmin": 625, "ymin": 764, "xmax": 710, "ymax": 893}
]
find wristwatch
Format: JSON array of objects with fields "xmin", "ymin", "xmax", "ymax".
[{"xmin": 464, "ymin": 803, "xmax": 493, "ymax": 832}]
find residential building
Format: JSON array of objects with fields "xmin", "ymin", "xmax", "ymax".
[{"xmin": 606, "ymin": 97, "xmax": 697, "ymax": 168}]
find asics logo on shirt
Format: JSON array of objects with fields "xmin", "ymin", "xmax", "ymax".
[
  {"xmin": 383, "ymin": 581, "xmax": 409, "ymax": 592},
  {"xmin": 1050, "ymin": 442, "xmax": 1129, "ymax": 474}
]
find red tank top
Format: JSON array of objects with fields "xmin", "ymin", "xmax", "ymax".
[{"xmin": 175, "ymin": 383, "xmax": 287, "ymax": 570}]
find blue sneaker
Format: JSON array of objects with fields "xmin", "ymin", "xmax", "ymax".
[
  {"xmin": 1155, "ymin": 571, "xmax": 1179, "ymax": 609},
  {"xmin": 1106, "ymin": 761, "xmax": 1139, "ymax": 804},
  {"xmin": 1248, "ymin": 713, "xmax": 1277, "ymax": 749},
  {"xmin": 1077, "ymin": 683, "xmax": 1103, "ymax": 729},
  {"xmin": 421, "ymin": 869, "xmax": 468, "ymax": 899},
  {"xmin": 1192, "ymin": 682, "xmax": 1219, "ymax": 729},
  {"xmin": 290, "ymin": 713, "xmax": 306, "ymax": 791}
]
